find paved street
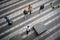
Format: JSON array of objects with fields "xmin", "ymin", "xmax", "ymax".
[{"xmin": 0, "ymin": 0, "xmax": 60, "ymax": 40}]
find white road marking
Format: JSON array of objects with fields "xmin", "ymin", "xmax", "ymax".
[
  {"xmin": 0, "ymin": 7, "xmax": 60, "ymax": 40},
  {"xmin": 44, "ymin": 15, "xmax": 60, "ymax": 25},
  {"xmin": 0, "ymin": 0, "xmax": 22, "ymax": 8},
  {"xmin": 0, "ymin": 0, "xmax": 26, "ymax": 12}
]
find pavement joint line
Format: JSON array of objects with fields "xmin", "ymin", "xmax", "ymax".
[
  {"xmin": 0, "ymin": 0, "xmax": 23, "ymax": 9},
  {"xmin": 0, "ymin": 0, "xmax": 56, "ymax": 28},
  {"xmin": 0, "ymin": 0, "xmax": 26, "ymax": 12},
  {"xmin": 1, "ymin": 8, "xmax": 60, "ymax": 40}
]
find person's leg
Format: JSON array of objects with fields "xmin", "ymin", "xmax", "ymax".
[
  {"xmin": 24, "ymin": 15, "xmax": 26, "ymax": 19},
  {"xmin": 26, "ymin": 31, "xmax": 29, "ymax": 34},
  {"xmin": 24, "ymin": 14, "xmax": 28, "ymax": 19},
  {"xmin": 26, "ymin": 14, "xmax": 28, "ymax": 18},
  {"xmin": 30, "ymin": 10, "xmax": 32, "ymax": 14},
  {"xmin": 52, "ymin": 6, "xmax": 55, "ymax": 9},
  {"xmin": 7, "ymin": 21, "xmax": 10, "ymax": 25},
  {"xmin": 39, "ymin": 9, "xmax": 40, "ymax": 13},
  {"xmin": 0, "ymin": 18, "xmax": 1, "ymax": 23},
  {"xmin": 8, "ymin": 21, "xmax": 12, "ymax": 25}
]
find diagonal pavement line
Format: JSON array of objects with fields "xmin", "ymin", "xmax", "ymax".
[
  {"xmin": 0, "ymin": 0, "xmax": 56, "ymax": 28},
  {"xmin": 0, "ymin": 0, "xmax": 23, "ymax": 8},
  {"xmin": 0, "ymin": 0, "xmax": 11, "ymax": 5},
  {"xmin": 1, "ymin": 7, "xmax": 60, "ymax": 39},
  {"xmin": 0, "ymin": 0, "xmax": 8, "ymax": 4},
  {"xmin": 0, "ymin": 0, "xmax": 38, "ymax": 17},
  {"xmin": 42, "ymin": 24, "xmax": 60, "ymax": 38},
  {"xmin": 44, "ymin": 15, "xmax": 60, "ymax": 26},
  {"xmin": 0, "ymin": 0, "xmax": 26, "ymax": 12}
]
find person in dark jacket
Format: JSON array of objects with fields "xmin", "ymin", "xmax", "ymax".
[
  {"xmin": 3, "ymin": 16, "xmax": 12, "ymax": 25},
  {"xmin": 39, "ymin": 4, "xmax": 44, "ymax": 13}
]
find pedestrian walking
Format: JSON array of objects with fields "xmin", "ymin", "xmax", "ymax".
[
  {"xmin": 39, "ymin": 4, "xmax": 44, "ymax": 13},
  {"xmin": 28, "ymin": 4, "xmax": 32, "ymax": 15},
  {"xmin": 23, "ymin": 9, "xmax": 28, "ymax": 19},
  {"xmin": 3, "ymin": 16, "xmax": 12, "ymax": 25},
  {"xmin": 26, "ymin": 26, "xmax": 30, "ymax": 35}
]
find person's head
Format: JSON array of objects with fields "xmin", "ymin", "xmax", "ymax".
[
  {"xmin": 3, "ymin": 16, "xmax": 7, "ymax": 19},
  {"xmin": 27, "ymin": 26, "xmax": 29, "ymax": 28},
  {"xmin": 29, "ymin": 4, "xmax": 31, "ymax": 7}
]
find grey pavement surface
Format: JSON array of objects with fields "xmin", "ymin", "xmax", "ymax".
[
  {"xmin": 0, "ymin": 0, "xmax": 60, "ymax": 40},
  {"xmin": 0, "ymin": 0, "xmax": 22, "ymax": 9},
  {"xmin": 0, "ymin": 0, "xmax": 10, "ymax": 5}
]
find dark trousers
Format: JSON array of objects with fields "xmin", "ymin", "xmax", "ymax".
[
  {"xmin": 8, "ymin": 23, "xmax": 12, "ymax": 25},
  {"xmin": 26, "ymin": 31, "xmax": 29, "ymax": 34},
  {"xmin": 29, "ymin": 10, "xmax": 32, "ymax": 14}
]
